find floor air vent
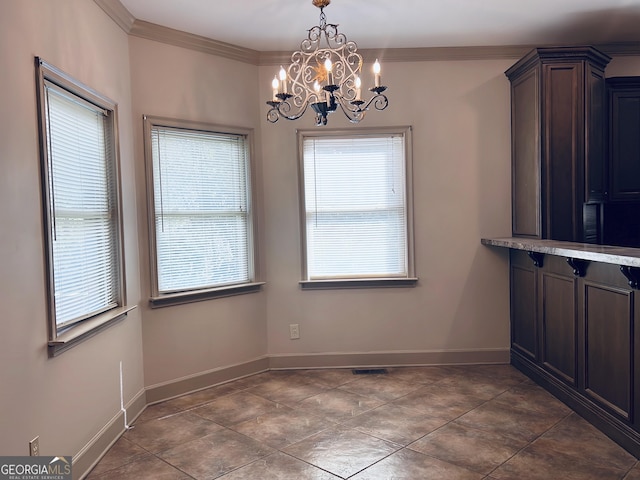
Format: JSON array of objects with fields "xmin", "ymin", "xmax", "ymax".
[{"xmin": 352, "ymin": 368, "xmax": 388, "ymax": 375}]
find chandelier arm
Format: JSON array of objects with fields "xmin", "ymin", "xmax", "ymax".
[
  {"xmin": 332, "ymin": 96, "xmax": 364, "ymax": 123},
  {"xmin": 276, "ymin": 99, "xmax": 311, "ymax": 121},
  {"xmin": 266, "ymin": 104, "xmax": 280, "ymax": 123},
  {"xmin": 361, "ymin": 92, "xmax": 389, "ymax": 112},
  {"xmin": 339, "ymin": 104, "xmax": 364, "ymax": 123}
]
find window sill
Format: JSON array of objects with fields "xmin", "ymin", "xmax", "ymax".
[
  {"xmin": 149, "ymin": 282, "xmax": 265, "ymax": 308},
  {"xmin": 300, "ymin": 277, "xmax": 419, "ymax": 290},
  {"xmin": 48, "ymin": 305, "xmax": 137, "ymax": 357}
]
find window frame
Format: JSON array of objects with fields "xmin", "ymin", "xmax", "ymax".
[
  {"xmin": 35, "ymin": 58, "xmax": 133, "ymax": 357},
  {"xmin": 143, "ymin": 116, "xmax": 263, "ymax": 308},
  {"xmin": 297, "ymin": 126, "xmax": 417, "ymax": 289}
]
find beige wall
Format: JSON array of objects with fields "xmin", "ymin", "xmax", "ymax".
[
  {"xmin": 0, "ymin": 0, "xmax": 144, "ymax": 461},
  {"xmin": 607, "ymin": 56, "xmax": 640, "ymax": 76},
  {"xmin": 259, "ymin": 59, "xmax": 514, "ymax": 359},
  {"xmin": 127, "ymin": 38, "xmax": 268, "ymax": 388},
  {"xmin": 257, "ymin": 53, "xmax": 640, "ymax": 362}
]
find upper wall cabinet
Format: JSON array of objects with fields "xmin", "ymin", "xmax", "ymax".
[
  {"xmin": 505, "ymin": 47, "xmax": 611, "ymax": 242},
  {"xmin": 608, "ymin": 77, "xmax": 640, "ymax": 202}
]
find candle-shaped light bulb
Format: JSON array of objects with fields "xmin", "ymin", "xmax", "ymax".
[
  {"xmin": 279, "ymin": 66, "xmax": 288, "ymax": 93},
  {"xmin": 271, "ymin": 76, "xmax": 279, "ymax": 101},
  {"xmin": 324, "ymin": 58, "xmax": 334, "ymax": 85},
  {"xmin": 355, "ymin": 75, "xmax": 362, "ymax": 101},
  {"xmin": 373, "ymin": 59, "xmax": 381, "ymax": 87},
  {"xmin": 324, "ymin": 58, "xmax": 333, "ymax": 72},
  {"xmin": 313, "ymin": 80, "xmax": 321, "ymax": 94}
]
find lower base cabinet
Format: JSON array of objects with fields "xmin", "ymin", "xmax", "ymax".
[{"xmin": 510, "ymin": 249, "xmax": 640, "ymax": 455}]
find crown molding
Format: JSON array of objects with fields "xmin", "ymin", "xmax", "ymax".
[
  {"xmin": 93, "ymin": 0, "xmax": 259, "ymax": 63},
  {"xmin": 130, "ymin": 20, "xmax": 260, "ymax": 64},
  {"xmin": 94, "ymin": 0, "xmax": 135, "ymax": 33},
  {"xmin": 360, "ymin": 45, "xmax": 533, "ymax": 63},
  {"xmin": 599, "ymin": 42, "xmax": 640, "ymax": 56},
  {"xmin": 95, "ymin": 0, "xmax": 640, "ymax": 65}
]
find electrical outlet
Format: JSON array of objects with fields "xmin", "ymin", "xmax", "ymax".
[
  {"xmin": 29, "ymin": 436, "xmax": 39, "ymax": 456},
  {"xmin": 289, "ymin": 323, "xmax": 300, "ymax": 340}
]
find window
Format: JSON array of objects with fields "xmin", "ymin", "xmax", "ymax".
[
  {"xmin": 144, "ymin": 117, "xmax": 261, "ymax": 307},
  {"xmin": 298, "ymin": 127, "xmax": 417, "ymax": 288},
  {"xmin": 36, "ymin": 58, "xmax": 131, "ymax": 356}
]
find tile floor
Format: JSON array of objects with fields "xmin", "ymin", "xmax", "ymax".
[{"xmin": 86, "ymin": 365, "xmax": 640, "ymax": 479}]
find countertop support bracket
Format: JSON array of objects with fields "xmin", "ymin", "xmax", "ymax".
[
  {"xmin": 527, "ymin": 251, "xmax": 544, "ymax": 268},
  {"xmin": 620, "ymin": 266, "xmax": 640, "ymax": 289},
  {"xmin": 567, "ymin": 258, "xmax": 588, "ymax": 277}
]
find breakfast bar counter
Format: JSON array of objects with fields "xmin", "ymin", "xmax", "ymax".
[
  {"xmin": 482, "ymin": 237, "xmax": 640, "ymax": 268},
  {"xmin": 482, "ymin": 236, "xmax": 640, "ymax": 456}
]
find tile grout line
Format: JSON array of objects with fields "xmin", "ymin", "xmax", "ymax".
[
  {"xmin": 482, "ymin": 409, "xmax": 575, "ymax": 478},
  {"xmin": 89, "ymin": 367, "xmax": 639, "ymax": 479},
  {"xmin": 106, "ymin": 370, "xmax": 521, "ymax": 477}
]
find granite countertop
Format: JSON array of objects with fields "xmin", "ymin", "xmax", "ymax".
[{"xmin": 481, "ymin": 237, "xmax": 640, "ymax": 267}]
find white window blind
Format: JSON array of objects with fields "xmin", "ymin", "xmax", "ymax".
[
  {"xmin": 302, "ymin": 134, "xmax": 408, "ymax": 280},
  {"xmin": 44, "ymin": 82, "xmax": 119, "ymax": 329},
  {"xmin": 150, "ymin": 126, "xmax": 252, "ymax": 293}
]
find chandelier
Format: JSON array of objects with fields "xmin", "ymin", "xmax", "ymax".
[{"xmin": 266, "ymin": 0, "xmax": 388, "ymax": 126}]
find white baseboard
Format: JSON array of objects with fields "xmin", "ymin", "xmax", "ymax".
[
  {"xmin": 74, "ymin": 388, "xmax": 146, "ymax": 480},
  {"xmin": 144, "ymin": 356, "xmax": 270, "ymax": 404},
  {"xmin": 268, "ymin": 348, "xmax": 510, "ymax": 370}
]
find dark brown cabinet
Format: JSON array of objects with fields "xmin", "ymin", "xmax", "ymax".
[
  {"xmin": 510, "ymin": 248, "xmax": 640, "ymax": 454},
  {"xmin": 540, "ymin": 256, "xmax": 578, "ymax": 386},
  {"xmin": 503, "ymin": 46, "xmax": 640, "ymax": 456},
  {"xmin": 510, "ymin": 251, "xmax": 579, "ymax": 387},
  {"xmin": 588, "ymin": 78, "xmax": 640, "ymax": 247},
  {"xmin": 506, "ymin": 47, "xmax": 610, "ymax": 242},
  {"xmin": 510, "ymin": 252, "xmax": 538, "ymax": 361},
  {"xmin": 608, "ymin": 77, "xmax": 640, "ymax": 201},
  {"xmin": 582, "ymin": 274, "xmax": 634, "ymax": 420}
]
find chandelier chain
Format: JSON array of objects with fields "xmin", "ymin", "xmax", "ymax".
[{"xmin": 319, "ymin": 8, "xmax": 327, "ymax": 29}]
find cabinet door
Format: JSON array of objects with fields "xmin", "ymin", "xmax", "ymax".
[
  {"xmin": 579, "ymin": 262, "xmax": 636, "ymax": 422},
  {"xmin": 585, "ymin": 65, "xmax": 607, "ymax": 202},
  {"xmin": 583, "ymin": 283, "xmax": 633, "ymax": 420},
  {"xmin": 543, "ymin": 62, "xmax": 584, "ymax": 242},
  {"xmin": 511, "ymin": 67, "xmax": 541, "ymax": 238},
  {"xmin": 540, "ymin": 257, "xmax": 577, "ymax": 385},
  {"xmin": 510, "ymin": 251, "xmax": 538, "ymax": 360},
  {"xmin": 609, "ymin": 79, "xmax": 640, "ymax": 201}
]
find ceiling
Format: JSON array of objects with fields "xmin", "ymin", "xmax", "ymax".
[{"xmin": 118, "ymin": 0, "xmax": 640, "ymax": 52}]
